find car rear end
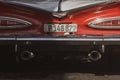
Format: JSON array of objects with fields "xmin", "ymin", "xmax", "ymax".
[{"xmin": 0, "ymin": 0, "xmax": 119, "ymax": 67}]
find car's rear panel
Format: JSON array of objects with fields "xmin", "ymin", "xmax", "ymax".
[{"xmin": 0, "ymin": 0, "xmax": 119, "ymax": 66}]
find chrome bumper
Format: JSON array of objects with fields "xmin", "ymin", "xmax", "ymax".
[
  {"xmin": 0, "ymin": 35, "xmax": 120, "ymax": 45},
  {"xmin": 0, "ymin": 35, "xmax": 120, "ymax": 64}
]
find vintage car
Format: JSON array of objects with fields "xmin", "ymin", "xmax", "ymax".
[{"xmin": 0, "ymin": 0, "xmax": 120, "ymax": 65}]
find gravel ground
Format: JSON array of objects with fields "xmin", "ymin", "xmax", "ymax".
[
  {"xmin": 0, "ymin": 64, "xmax": 119, "ymax": 80},
  {"xmin": 1, "ymin": 71, "xmax": 120, "ymax": 80}
]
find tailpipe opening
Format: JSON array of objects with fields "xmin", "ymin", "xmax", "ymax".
[
  {"xmin": 21, "ymin": 51, "xmax": 35, "ymax": 61},
  {"xmin": 88, "ymin": 50, "xmax": 102, "ymax": 62}
]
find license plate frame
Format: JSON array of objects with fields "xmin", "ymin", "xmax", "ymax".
[{"xmin": 44, "ymin": 23, "xmax": 77, "ymax": 32}]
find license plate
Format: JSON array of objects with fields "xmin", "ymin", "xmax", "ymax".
[{"xmin": 44, "ymin": 24, "xmax": 77, "ymax": 32}]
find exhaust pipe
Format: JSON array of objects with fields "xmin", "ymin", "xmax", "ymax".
[
  {"xmin": 88, "ymin": 50, "xmax": 102, "ymax": 61},
  {"xmin": 21, "ymin": 51, "xmax": 35, "ymax": 61}
]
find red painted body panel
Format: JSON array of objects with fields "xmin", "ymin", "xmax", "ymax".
[{"xmin": 0, "ymin": 2, "xmax": 120, "ymax": 36}]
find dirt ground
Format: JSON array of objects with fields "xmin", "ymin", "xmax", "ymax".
[
  {"xmin": 0, "ymin": 64, "xmax": 120, "ymax": 80},
  {"xmin": 1, "ymin": 70, "xmax": 120, "ymax": 80}
]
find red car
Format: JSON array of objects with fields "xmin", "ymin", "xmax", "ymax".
[{"xmin": 0, "ymin": 0, "xmax": 120, "ymax": 65}]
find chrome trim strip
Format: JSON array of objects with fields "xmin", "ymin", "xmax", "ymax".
[
  {"xmin": 0, "ymin": 36, "xmax": 120, "ymax": 41},
  {"xmin": 0, "ymin": 36, "xmax": 120, "ymax": 44},
  {"xmin": 15, "ymin": 37, "xmax": 120, "ymax": 45},
  {"xmin": 104, "ymin": 38, "xmax": 120, "ymax": 41},
  {"xmin": 16, "ymin": 37, "xmax": 120, "ymax": 42},
  {"xmin": 0, "ymin": 16, "xmax": 32, "ymax": 29},
  {"xmin": 17, "ymin": 37, "xmax": 103, "ymax": 41},
  {"xmin": 0, "ymin": 38, "xmax": 15, "ymax": 40}
]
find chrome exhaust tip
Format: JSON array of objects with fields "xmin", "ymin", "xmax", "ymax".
[
  {"xmin": 21, "ymin": 51, "xmax": 35, "ymax": 61},
  {"xmin": 88, "ymin": 50, "xmax": 102, "ymax": 61}
]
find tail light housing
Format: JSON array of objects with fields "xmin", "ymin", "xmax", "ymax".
[
  {"xmin": 88, "ymin": 16, "xmax": 120, "ymax": 29},
  {"xmin": 0, "ymin": 16, "xmax": 32, "ymax": 29}
]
